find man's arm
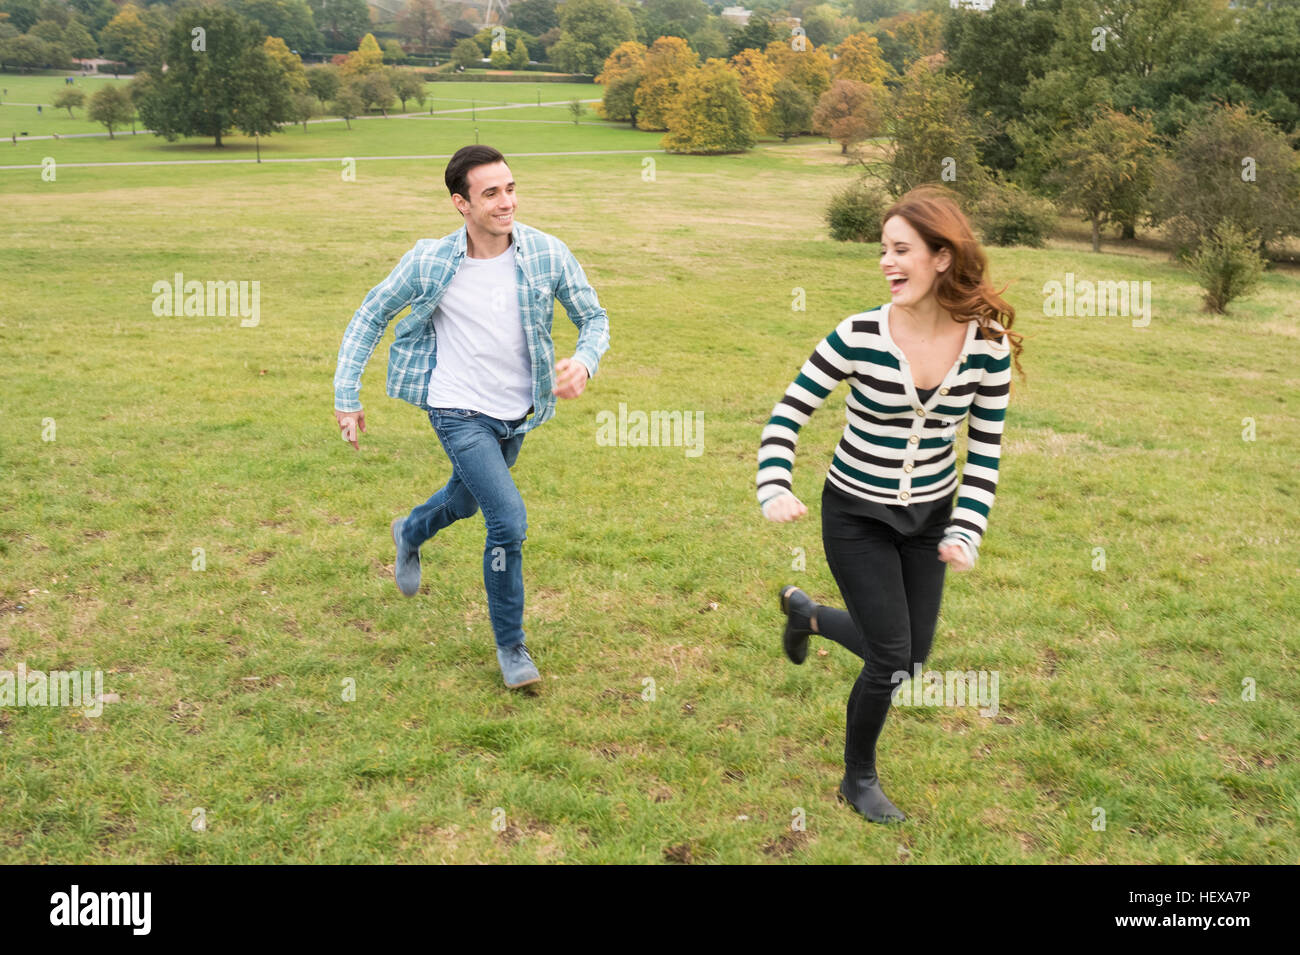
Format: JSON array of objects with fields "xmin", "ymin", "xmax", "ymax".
[
  {"xmin": 333, "ymin": 244, "xmax": 426, "ymax": 414},
  {"xmin": 552, "ymin": 244, "xmax": 610, "ymax": 381}
]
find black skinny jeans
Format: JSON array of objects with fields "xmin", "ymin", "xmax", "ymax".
[{"xmin": 818, "ymin": 482, "xmax": 951, "ymax": 772}]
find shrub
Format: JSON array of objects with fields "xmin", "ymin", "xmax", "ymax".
[
  {"xmin": 826, "ymin": 179, "xmax": 889, "ymax": 242},
  {"xmin": 975, "ymin": 180, "xmax": 1056, "ymax": 247},
  {"xmin": 1189, "ymin": 221, "xmax": 1266, "ymax": 314}
]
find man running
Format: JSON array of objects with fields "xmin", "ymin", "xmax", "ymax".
[{"xmin": 332, "ymin": 145, "xmax": 610, "ymax": 688}]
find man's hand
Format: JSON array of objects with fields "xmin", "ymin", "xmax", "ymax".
[
  {"xmin": 335, "ymin": 409, "xmax": 366, "ymax": 450},
  {"xmin": 761, "ymin": 492, "xmax": 807, "ymax": 523},
  {"xmin": 553, "ymin": 358, "xmax": 589, "ymax": 400},
  {"xmin": 938, "ymin": 541, "xmax": 973, "ymax": 572}
]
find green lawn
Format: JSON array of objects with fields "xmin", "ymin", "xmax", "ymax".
[
  {"xmin": 0, "ymin": 73, "xmax": 603, "ymax": 141},
  {"xmin": 0, "ymin": 102, "xmax": 1296, "ymax": 863}
]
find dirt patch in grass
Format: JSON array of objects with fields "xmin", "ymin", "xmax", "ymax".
[{"xmin": 762, "ymin": 829, "xmax": 812, "ymax": 857}]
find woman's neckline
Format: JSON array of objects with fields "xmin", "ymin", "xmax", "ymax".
[{"xmin": 879, "ymin": 302, "xmax": 977, "ymax": 407}]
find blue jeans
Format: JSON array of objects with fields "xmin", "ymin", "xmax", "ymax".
[{"xmin": 402, "ymin": 407, "xmax": 529, "ymax": 650}]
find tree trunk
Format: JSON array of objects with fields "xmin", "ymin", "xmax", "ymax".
[
  {"xmin": 214, "ymin": 130, "xmax": 222, "ymax": 147},
  {"xmin": 1121, "ymin": 220, "xmax": 1135, "ymax": 240},
  {"xmin": 1091, "ymin": 217, "xmax": 1100, "ymax": 253}
]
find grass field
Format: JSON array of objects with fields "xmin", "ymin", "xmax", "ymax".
[
  {"xmin": 1, "ymin": 70, "xmax": 1297, "ymax": 863},
  {"xmin": 0, "ymin": 74, "xmax": 603, "ymax": 140}
]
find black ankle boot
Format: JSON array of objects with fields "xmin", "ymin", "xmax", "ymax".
[
  {"xmin": 779, "ymin": 585, "xmax": 818, "ymax": 665},
  {"xmin": 839, "ymin": 764, "xmax": 906, "ymax": 823}
]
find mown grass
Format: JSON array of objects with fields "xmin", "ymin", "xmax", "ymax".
[
  {"xmin": 0, "ymin": 104, "xmax": 1297, "ymax": 863},
  {"xmin": 0, "ymin": 73, "xmax": 603, "ymax": 141}
]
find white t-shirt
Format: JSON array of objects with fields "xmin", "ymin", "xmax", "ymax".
[{"xmin": 426, "ymin": 242, "xmax": 533, "ymax": 420}]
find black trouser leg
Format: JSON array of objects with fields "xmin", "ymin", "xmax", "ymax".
[{"xmin": 820, "ymin": 485, "xmax": 949, "ymax": 773}]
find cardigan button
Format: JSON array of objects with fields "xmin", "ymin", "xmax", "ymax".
[
  {"xmin": 904, "ymin": 464, "xmax": 914, "ymax": 473},
  {"xmin": 908, "ymin": 435, "xmax": 919, "ymax": 444},
  {"xmin": 915, "ymin": 408, "xmax": 926, "ymax": 417},
  {"xmin": 899, "ymin": 491, "xmax": 910, "ymax": 501},
  {"xmin": 940, "ymin": 387, "xmax": 949, "ymax": 395}
]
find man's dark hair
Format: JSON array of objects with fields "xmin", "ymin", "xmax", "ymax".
[{"xmin": 445, "ymin": 145, "xmax": 507, "ymax": 203}]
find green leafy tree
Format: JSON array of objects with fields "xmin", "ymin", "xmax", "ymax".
[
  {"xmin": 601, "ymin": 68, "xmax": 640, "ymax": 124},
  {"xmin": 52, "ymin": 87, "xmax": 85, "ymax": 117},
  {"xmin": 801, "ymin": 4, "xmax": 846, "ymax": 49},
  {"xmin": 1151, "ymin": 102, "xmax": 1300, "ymax": 256},
  {"xmin": 383, "ymin": 38, "xmax": 405, "ymax": 64},
  {"xmin": 549, "ymin": 33, "xmax": 598, "ymax": 73},
  {"xmin": 552, "ymin": 0, "xmax": 636, "ymax": 73},
  {"xmin": 307, "ymin": 64, "xmax": 340, "ymax": 106},
  {"xmin": 728, "ymin": 13, "xmax": 779, "ymax": 58},
  {"xmin": 451, "ymin": 37, "xmax": 482, "ymax": 68},
  {"xmin": 60, "ymin": 19, "xmax": 96, "ymax": 58},
  {"xmin": 68, "ymin": 0, "xmax": 118, "ymax": 35},
  {"xmin": 489, "ymin": 45, "xmax": 510, "ymax": 68},
  {"xmin": 941, "ymin": 0, "xmax": 1058, "ymax": 171},
  {"xmin": 87, "ymin": 83, "xmax": 133, "ymax": 138},
  {"xmin": 875, "ymin": 58, "xmax": 986, "ymax": 199},
  {"xmin": 0, "ymin": 0, "xmax": 42, "ymax": 33},
  {"xmin": 333, "ymin": 85, "xmax": 363, "ymax": 127},
  {"xmin": 357, "ymin": 70, "xmax": 394, "ymax": 115},
  {"xmin": 1189, "ymin": 221, "xmax": 1265, "ymax": 314},
  {"xmin": 509, "ymin": 0, "xmax": 558, "ymax": 37},
  {"xmin": 768, "ymin": 78, "xmax": 813, "ymax": 140},
  {"xmin": 638, "ymin": 0, "xmax": 707, "ymax": 42},
  {"xmin": 1046, "ymin": 108, "xmax": 1157, "ymax": 252},
  {"xmin": 2, "ymin": 33, "xmax": 65, "ymax": 70},
  {"xmin": 308, "ymin": 0, "xmax": 369, "ymax": 51},
  {"xmin": 1149, "ymin": 3, "xmax": 1300, "ymax": 135},
  {"xmin": 291, "ymin": 89, "xmax": 316, "ymax": 130},
  {"xmin": 510, "ymin": 37, "xmax": 529, "ymax": 69},
  {"xmin": 135, "ymin": 6, "xmax": 293, "ymax": 148},
  {"xmin": 690, "ymin": 26, "xmax": 725, "ymax": 60},
  {"xmin": 391, "ymin": 70, "xmax": 424, "ymax": 110},
  {"xmin": 232, "ymin": 0, "xmax": 322, "ymax": 53}
]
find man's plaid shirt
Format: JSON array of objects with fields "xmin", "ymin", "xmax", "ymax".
[{"xmin": 333, "ymin": 221, "xmax": 610, "ymax": 434}]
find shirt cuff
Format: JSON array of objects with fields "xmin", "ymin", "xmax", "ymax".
[{"xmin": 940, "ymin": 534, "xmax": 977, "ymax": 568}]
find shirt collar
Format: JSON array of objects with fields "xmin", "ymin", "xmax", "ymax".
[{"xmin": 451, "ymin": 222, "xmax": 524, "ymax": 261}]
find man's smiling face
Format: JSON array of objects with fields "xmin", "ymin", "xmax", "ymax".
[{"xmin": 454, "ymin": 161, "xmax": 517, "ymax": 241}]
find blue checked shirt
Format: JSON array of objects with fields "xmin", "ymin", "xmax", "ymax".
[{"xmin": 333, "ymin": 221, "xmax": 610, "ymax": 433}]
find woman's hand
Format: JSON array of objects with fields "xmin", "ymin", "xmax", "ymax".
[
  {"xmin": 762, "ymin": 492, "xmax": 808, "ymax": 523},
  {"xmin": 938, "ymin": 540, "xmax": 973, "ymax": 572}
]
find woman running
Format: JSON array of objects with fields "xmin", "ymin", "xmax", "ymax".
[{"xmin": 757, "ymin": 186, "xmax": 1024, "ymax": 823}]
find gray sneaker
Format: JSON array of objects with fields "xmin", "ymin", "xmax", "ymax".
[
  {"xmin": 392, "ymin": 517, "xmax": 420, "ymax": 597},
  {"xmin": 497, "ymin": 643, "xmax": 541, "ymax": 689}
]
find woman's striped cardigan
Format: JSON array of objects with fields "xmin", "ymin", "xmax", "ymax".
[{"xmin": 757, "ymin": 303, "xmax": 1012, "ymax": 560}]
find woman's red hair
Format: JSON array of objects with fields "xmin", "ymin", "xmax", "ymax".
[{"xmin": 883, "ymin": 186, "xmax": 1025, "ymax": 379}]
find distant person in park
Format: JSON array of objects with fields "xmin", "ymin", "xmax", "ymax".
[
  {"xmin": 757, "ymin": 186, "xmax": 1023, "ymax": 822},
  {"xmin": 332, "ymin": 144, "xmax": 610, "ymax": 689}
]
